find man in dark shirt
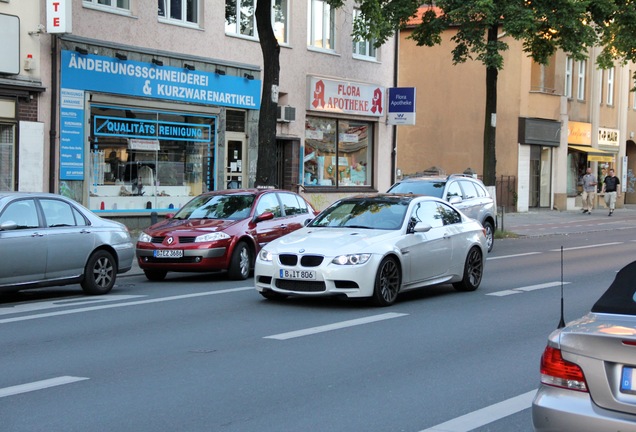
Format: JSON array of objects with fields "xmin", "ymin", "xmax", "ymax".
[{"xmin": 602, "ymin": 169, "xmax": 621, "ymax": 216}]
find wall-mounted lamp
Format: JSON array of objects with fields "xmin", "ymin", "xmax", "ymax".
[
  {"xmin": 75, "ymin": 46, "xmax": 89, "ymax": 55},
  {"xmin": 152, "ymin": 59, "xmax": 163, "ymax": 66},
  {"xmin": 243, "ymin": 73, "xmax": 254, "ymax": 80},
  {"xmin": 184, "ymin": 63, "xmax": 195, "ymax": 71},
  {"xmin": 115, "ymin": 53, "xmax": 128, "ymax": 61},
  {"xmin": 215, "ymin": 69, "xmax": 226, "ymax": 76}
]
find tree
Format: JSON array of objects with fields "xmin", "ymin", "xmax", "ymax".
[{"xmin": 253, "ymin": 0, "xmax": 636, "ymax": 187}]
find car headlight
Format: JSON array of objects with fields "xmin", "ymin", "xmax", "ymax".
[
  {"xmin": 258, "ymin": 249, "xmax": 273, "ymax": 262},
  {"xmin": 138, "ymin": 232, "xmax": 152, "ymax": 243},
  {"xmin": 195, "ymin": 232, "xmax": 230, "ymax": 243},
  {"xmin": 332, "ymin": 254, "xmax": 371, "ymax": 265}
]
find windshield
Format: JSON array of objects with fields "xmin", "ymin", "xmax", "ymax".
[
  {"xmin": 310, "ymin": 197, "xmax": 408, "ymax": 230},
  {"xmin": 388, "ymin": 180, "xmax": 445, "ymax": 198},
  {"xmin": 174, "ymin": 194, "xmax": 255, "ymax": 220},
  {"xmin": 592, "ymin": 260, "xmax": 636, "ymax": 316}
]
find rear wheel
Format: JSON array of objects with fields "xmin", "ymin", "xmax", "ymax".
[
  {"xmin": 144, "ymin": 270, "xmax": 167, "ymax": 281},
  {"xmin": 228, "ymin": 241, "xmax": 251, "ymax": 280},
  {"xmin": 372, "ymin": 257, "xmax": 401, "ymax": 306},
  {"xmin": 453, "ymin": 247, "xmax": 483, "ymax": 292},
  {"xmin": 81, "ymin": 250, "xmax": 117, "ymax": 295},
  {"xmin": 483, "ymin": 220, "xmax": 494, "ymax": 252}
]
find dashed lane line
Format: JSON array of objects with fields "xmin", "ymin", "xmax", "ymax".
[
  {"xmin": 487, "ymin": 281, "xmax": 570, "ymax": 297},
  {"xmin": 0, "ymin": 376, "xmax": 89, "ymax": 398}
]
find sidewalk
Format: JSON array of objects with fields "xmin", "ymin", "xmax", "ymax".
[{"xmin": 499, "ymin": 204, "xmax": 636, "ymax": 237}]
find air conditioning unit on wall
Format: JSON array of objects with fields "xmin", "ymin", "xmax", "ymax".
[{"xmin": 276, "ymin": 105, "xmax": 296, "ymax": 123}]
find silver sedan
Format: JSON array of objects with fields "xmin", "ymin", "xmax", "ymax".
[
  {"xmin": 0, "ymin": 192, "xmax": 134, "ymax": 295},
  {"xmin": 533, "ymin": 260, "xmax": 636, "ymax": 431}
]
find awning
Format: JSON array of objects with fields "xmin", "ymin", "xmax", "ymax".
[{"xmin": 568, "ymin": 145, "xmax": 615, "ymax": 162}]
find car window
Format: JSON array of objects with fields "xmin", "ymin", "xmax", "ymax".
[
  {"xmin": 255, "ymin": 193, "xmax": 282, "ymax": 218},
  {"xmin": 388, "ymin": 180, "xmax": 445, "ymax": 198},
  {"xmin": 0, "ymin": 199, "xmax": 39, "ymax": 229},
  {"xmin": 181, "ymin": 194, "xmax": 255, "ymax": 220},
  {"xmin": 473, "ymin": 182, "xmax": 489, "ymax": 198},
  {"xmin": 460, "ymin": 180, "xmax": 478, "ymax": 200},
  {"xmin": 437, "ymin": 202, "xmax": 462, "ymax": 225},
  {"xmin": 411, "ymin": 201, "xmax": 444, "ymax": 228},
  {"xmin": 278, "ymin": 192, "xmax": 306, "ymax": 216},
  {"xmin": 592, "ymin": 260, "xmax": 636, "ymax": 316},
  {"xmin": 310, "ymin": 198, "xmax": 407, "ymax": 229},
  {"xmin": 445, "ymin": 181, "xmax": 462, "ymax": 200},
  {"xmin": 41, "ymin": 199, "xmax": 80, "ymax": 227}
]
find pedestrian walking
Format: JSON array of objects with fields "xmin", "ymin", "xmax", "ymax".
[
  {"xmin": 602, "ymin": 168, "xmax": 621, "ymax": 216},
  {"xmin": 580, "ymin": 167, "xmax": 597, "ymax": 214}
]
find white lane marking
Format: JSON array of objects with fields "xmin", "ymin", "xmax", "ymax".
[
  {"xmin": 549, "ymin": 242, "xmax": 622, "ymax": 251},
  {"xmin": 264, "ymin": 312, "xmax": 408, "ymax": 340},
  {"xmin": 486, "ymin": 252, "xmax": 541, "ymax": 261},
  {"xmin": 0, "ymin": 376, "xmax": 89, "ymax": 398},
  {"xmin": 0, "ymin": 295, "xmax": 145, "ymax": 316},
  {"xmin": 0, "ymin": 287, "xmax": 253, "ymax": 324},
  {"xmin": 487, "ymin": 281, "xmax": 570, "ymax": 297},
  {"xmin": 419, "ymin": 390, "xmax": 536, "ymax": 432}
]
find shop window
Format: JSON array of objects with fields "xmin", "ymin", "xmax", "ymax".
[
  {"xmin": 0, "ymin": 124, "xmax": 14, "ymax": 191},
  {"xmin": 84, "ymin": 0, "xmax": 130, "ymax": 11},
  {"xmin": 225, "ymin": 0, "xmax": 289, "ymax": 44},
  {"xmin": 158, "ymin": 0, "xmax": 199, "ymax": 25},
  {"xmin": 304, "ymin": 117, "xmax": 373, "ymax": 188},
  {"xmin": 352, "ymin": 8, "xmax": 377, "ymax": 60},
  {"xmin": 88, "ymin": 105, "xmax": 215, "ymax": 212},
  {"xmin": 308, "ymin": 0, "xmax": 335, "ymax": 50}
]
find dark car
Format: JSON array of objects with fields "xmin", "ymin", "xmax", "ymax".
[
  {"xmin": 0, "ymin": 192, "xmax": 134, "ymax": 295},
  {"xmin": 387, "ymin": 174, "xmax": 496, "ymax": 252},
  {"xmin": 136, "ymin": 189, "xmax": 318, "ymax": 281},
  {"xmin": 532, "ymin": 260, "xmax": 636, "ymax": 431}
]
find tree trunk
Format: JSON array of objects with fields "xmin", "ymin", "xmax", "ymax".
[
  {"xmin": 255, "ymin": 0, "xmax": 280, "ymax": 187},
  {"xmin": 482, "ymin": 24, "xmax": 498, "ymax": 187}
]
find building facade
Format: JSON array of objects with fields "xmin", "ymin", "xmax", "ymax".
[
  {"xmin": 398, "ymin": 17, "xmax": 635, "ymax": 212},
  {"xmin": 1, "ymin": 0, "xmax": 395, "ymax": 218}
]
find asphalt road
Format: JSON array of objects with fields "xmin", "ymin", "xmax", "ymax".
[{"xmin": 2, "ymin": 224, "xmax": 636, "ymax": 431}]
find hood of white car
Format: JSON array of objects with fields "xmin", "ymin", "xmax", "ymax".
[{"xmin": 269, "ymin": 227, "xmax": 393, "ymax": 255}]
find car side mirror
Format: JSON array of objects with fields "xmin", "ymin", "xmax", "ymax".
[
  {"xmin": 303, "ymin": 218, "xmax": 313, "ymax": 226},
  {"xmin": 165, "ymin": 213, "xmax": 175, "ymax": 219},
  {"xmin": 0, "ymin": 221, "xmax": 18, "ymax": 231},
  {"xmin": 254, "ymin": 211, "xmax": 275, "ymax": 223},
  {"xmin": 413, "ymin": 222, "xmax": 432, "ymax": 233},
  {"xmin": 448, "ymin": 196, "xmax": 462, "ymax": 205}
]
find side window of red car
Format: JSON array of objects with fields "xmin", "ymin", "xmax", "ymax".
[
  {"xmin": 255, "ymin": 193, "xmax": 282, "ymax": 218},
  {"xmin": 278, "ymin": 193, "xmax": 306, "ymax": 216}
]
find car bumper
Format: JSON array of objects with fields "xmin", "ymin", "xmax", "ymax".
[
  {"xmin": 136, "ymin": 247, "xmax": 228, "ymax": 272},
  {"xmin": 254, "ymin": 255, "xmax": 382, "ymax": 298},
  {"xmin": 532, "ymin": 385, "xmax": 636, "ymax": 431},
  {"xmin": 115, "ymin": 242, "xmax": 135, "ymax": 274}
]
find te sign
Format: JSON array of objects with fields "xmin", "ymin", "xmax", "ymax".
[
  {"xmin": 387, "ymin": 87, "xmax": 416, "ymax": 125},
  {"xmin": 47, "ymin": 0, "xmax": 72, "ymax": 34}
]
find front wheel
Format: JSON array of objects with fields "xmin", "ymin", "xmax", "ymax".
[
  {"xmin": 453, "ymin": 247, "xmax": 483, "ymax": 292},
  {"xmin": 81, "ymin": 250, "xmax": 117, "ymax": 295},
  {"xmin": 483, "ymin": 220, "xmax": 494, "ymax": 253},
  {"xmin": 372, "ymin": 257, "xmax": 401, "ymax": 306},
  {"xmin": 228, "ymin": 241, "xmax": 251, "ymax": 280}
]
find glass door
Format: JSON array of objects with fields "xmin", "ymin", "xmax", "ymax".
[{"xmin": 225, "ymin": 135, "xmax": 246, "ymax": 189}]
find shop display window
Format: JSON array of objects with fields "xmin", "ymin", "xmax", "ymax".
[
  {"xmin": 89, "ymin": 105, "xmax": 215, "ymax": 211},
  {"xmin": 304, "ymin": 117, "xmax": 372, "ymax": 187}
]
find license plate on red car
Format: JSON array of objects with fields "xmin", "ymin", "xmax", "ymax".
[
  {"xmin": 279, "ymin": 269, "xmax": 316, "ymax": 280},
  {"xmin": 154, "ymin": 250, "xmax": 184, "ymax": 258},
  {"xmin": 620, "ymin": 367, "xmax": 636, "ymax": 394}
]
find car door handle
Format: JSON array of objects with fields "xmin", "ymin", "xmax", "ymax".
[
  {"xmin": 279, "ymin": 224, "xmax": 288, "ymax": 229},
  {"xmin": 80, "ymin": 229, "xmax": 91, "ymax": 234},
  {"xmin": 443, "ymin": 234, "xmax": 451, "ymax": 239},
  {"xmin": 31, "ymin": 232, "xmax": 44, "ymax": 237}
]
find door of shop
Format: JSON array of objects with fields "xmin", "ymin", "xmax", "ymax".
[{"xmin": 225, "ymin": 134, "xmax": 246, "ymax": 189}]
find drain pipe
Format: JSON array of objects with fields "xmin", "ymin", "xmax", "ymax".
[{"xmin": 49, "ymin": 35, "xmax": 58, "ymax": 193}]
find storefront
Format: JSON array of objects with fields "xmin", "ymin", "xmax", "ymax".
[
  {"xmin": 567, "ymin": 121, "xmax": 615, "ymax": 196},
  {"xmin": 302, "ymin": 77, "xmax": 384, "ymax": 191},
  {"xmin": 57, "ymin": 40, "xmax": 261, "ymax": 215}
]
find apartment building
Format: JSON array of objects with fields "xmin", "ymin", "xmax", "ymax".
[
  {"xmin": 398, "ymin": 18, "xmax": 635, "ymax": 211},
  {"xmin": 0, "ymin": 0, "xmax": 395, "ymax": 217}
]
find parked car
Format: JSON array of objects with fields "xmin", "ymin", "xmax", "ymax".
[
  {"xmin": 387, "ymin": 174, "xmax": 496, "ymax": 252},
  {"xmin": 0, "ymin": 192, "xmax": 134, "ymax": 295},
  {"xmin": 532, "ymin": 260, "xmax": 636, "ymax": 431},
  {"xmin": 254, "ymin": 194, "xmax": 487, "ymax": 306},
  {"xmin": 136, "ymin": 189, "xmax": 318, "ymax": 281}
]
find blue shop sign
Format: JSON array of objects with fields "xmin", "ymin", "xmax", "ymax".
[
  {"xmin": 61, "ymin": 50, "xmax": 261, "ymax": 110},
  {"xmin": 387, "ymin": 87, "xmax": 416, "ymax": 126},
  {"xmin": 94, "ymin": 116, "xmax": 211, "ymax": 142}
]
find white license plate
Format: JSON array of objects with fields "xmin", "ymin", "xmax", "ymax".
[
  {"xmin": 279, "ymin": 269, "xmax": 316, "ymax": 280},
  {"xmin": 154, "ymin": 250, "xmax": 184, "ymax": 258},
  {"xmin": 621, "ymin": 367, "xmax": 636, "ymax": 394}
]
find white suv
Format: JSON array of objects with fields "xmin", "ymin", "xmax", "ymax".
[{"xmin": 387, "ymin": 174, "xmax": 496, "ymax": 252}]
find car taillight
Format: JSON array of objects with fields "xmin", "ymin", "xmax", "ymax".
[{"xmin": 540, "ymin": 346, "xmax": 588, "ymax": 392}]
